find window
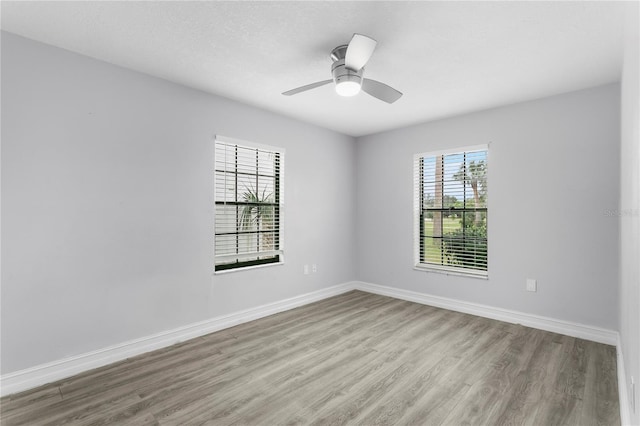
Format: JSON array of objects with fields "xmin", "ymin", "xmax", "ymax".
[
  {"xmin": 414, "ymin": 145, "xmax": 488, "ymax": 277},
  {"xmin": 214, "ymin": 137, "xmax": 283, "ymax": 272}
]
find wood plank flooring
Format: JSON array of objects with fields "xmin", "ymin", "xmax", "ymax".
[{"xmin": 0, "ymin": 291, "xmax": 620, "ymax": 425}]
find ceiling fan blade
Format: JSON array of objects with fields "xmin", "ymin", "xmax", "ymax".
[
  {"xmin": 282, "ymin": 80, "xmax": 332, "ymax": 96},
  {"xmin": 362, "ymin": 78, "xmax": 403, "ymax": 104},
  {"xmin": 345, "ymin": 34, "xmax": 377, "ymax": 71}
]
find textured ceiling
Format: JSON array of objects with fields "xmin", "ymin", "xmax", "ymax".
[{"xmin": 0, "ymin": 1, "xmax": 627, "ymax": 137}]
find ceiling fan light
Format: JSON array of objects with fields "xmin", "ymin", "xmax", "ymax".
[{"xmin": 335, "ymin": 80, "xmax": 361, "ymax": 97}]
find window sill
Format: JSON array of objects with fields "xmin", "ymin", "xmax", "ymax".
[
  {"xmin": 413, "ymin": 264, "xmax": 488, "ymax": 280},
  {"xmin": 214, "ymin": 261, "xmax": 284, "ymax": 275}
]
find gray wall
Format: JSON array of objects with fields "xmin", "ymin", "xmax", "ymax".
[
  {"xmin": 356, "ymin": 84, "xmax": 620, "ymax": 330},
  {"xmin": 0, "ymin": 30, "xmax": 626, "ymax": 381},
  {"xmin": 619, "ymin": 2, "xmax": 640, "ymax": 423},
  {"xmin": 1, "ymin": 32, "xmax": 357, "ymax": 374}
]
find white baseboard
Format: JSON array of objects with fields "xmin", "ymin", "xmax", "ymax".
[
  {"xmin": 0, "ymin": 282, "xmax": 356, "ymax": 397},
  {"xmin": 617, "ymin": 337, "xmax": 632, "ymax": 426},
  {"xmin": 352, "ymin": 281, "xmax": 618, "ymax": 345},
  {"xmin": 1, "ymin": 280, "xmax": 620, "ymax": 399}
]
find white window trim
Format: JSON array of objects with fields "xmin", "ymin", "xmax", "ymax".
[
  {"xmin": 214, "ymin": 258, "xmax": 285, "ymax": 275},
  {"xmin": 413, "ymin": 264, "xmax": 489, "ymax": 279},
  {"xmin": 413, "ymin": 144, "xmax": 489, "ymax": 279},
  {"xmin": 213, "ymin": 135, "xmax": 285, "ymax": 274},
  {"xmin": 216, "ymin": 135, "xmax": 286, "ymax": 157}
]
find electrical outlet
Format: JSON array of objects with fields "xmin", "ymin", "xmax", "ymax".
[
  {"xmin": 526, "ymin": 279, "xmax": 537, "ymax": 292},
  {"xmin": 303, "ymin": 265, "xmax": 309, "ymax": 275},
  {"xmin": 312, "ymin": 264, "xmax": 317, "ymax": 273}
]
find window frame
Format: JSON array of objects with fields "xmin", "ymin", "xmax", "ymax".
[
  {"xmin": 214, "ymin": 136, "xmax": 284, "ymax": 273},
  {"xmin": 413, "ymin": 144, "xmax": 489, "ymax": 278}
]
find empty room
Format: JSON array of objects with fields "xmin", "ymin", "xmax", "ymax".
[{"xmin": 1, "ymin": 1, "xmax": 639, "ymax": 425}]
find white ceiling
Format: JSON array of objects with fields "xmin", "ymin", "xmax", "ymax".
[{"xmin": 0, "ymin": 1, "xmax": 626, "ymax": 137}]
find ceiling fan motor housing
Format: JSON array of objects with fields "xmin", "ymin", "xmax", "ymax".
[
  {"xmin": 331, "ymin": 45, "xmax": 363, "ymax": 86},
  {"xmin": 332, "ymin": 60, "xmax": 363, "ymax": 85}
]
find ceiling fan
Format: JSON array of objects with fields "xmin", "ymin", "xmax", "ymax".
[{"xmin": 283, "ymin": 34, "xmax": 403, "ymax": 104}]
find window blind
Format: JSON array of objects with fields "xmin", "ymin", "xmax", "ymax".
[
  {"xmin": 214, "ymin": 137, "xmax": 283, "ymax": 271},
  {"xmin": 414, "ymin": 145, "xmax": 488, "ymax": 276}
]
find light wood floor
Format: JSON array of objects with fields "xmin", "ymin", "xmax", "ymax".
[{"xmin": 1, "ymin": 290, "xmax": 620, "ymax": 426}]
